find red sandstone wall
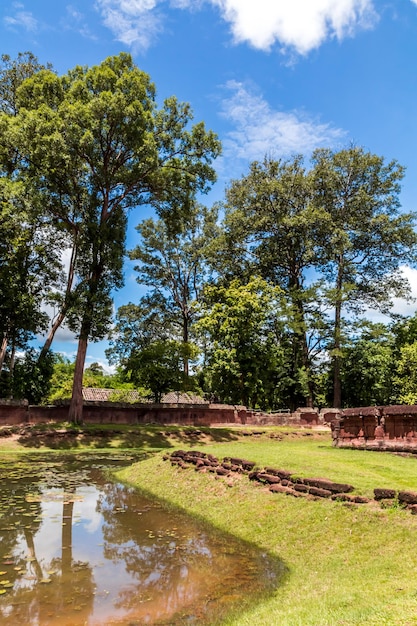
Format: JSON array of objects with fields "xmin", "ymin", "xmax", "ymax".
[
  {"xmin": 0, "ymin": 401, "xmax": 324, "ymax": 427},
  {"xmin": 0, "ymin": 403, "xmax": 28, "ymax": 425},
  {"xmin": 332, "ymin": 405, "xmax": 417, "ymax": 452},
  {"xmin": 0, "ymin": 402, "xmax": 242, "ymax": 426},
  {"xmin": 28, "ymin": 405, "xmax": 69, "ymax": 423}
]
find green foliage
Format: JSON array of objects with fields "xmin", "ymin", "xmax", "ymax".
[
  {"xmin": 0, "ymin": 51, "xmax": 52, "ymax": 116},
  {"xmin": 0, "ymin": 349, "xmax": 55, "ymax": 404},
  {"xmin": 196, "ymin": 277, "xmax": 293, "ymax": 409},
  {"xmin": 128, "ymin": 203, "xmax": 219, "ymax": 347},
  {"xmin": 311, "ymin": 146, "xmax": 417, "ymax": 406},
  {"xmin": 391, "ymin": 312, "xmax": 417, "ymax": 353},
  {"xmin": 0, "ymin": 53, "xmax": 64, "ymax": 370},
  {"xmin": 216, "ymin": 156, "xmax": 330, "ymax": 407},
  {"xmin": 123, "ymin": 339, "xmax": 199, "ymax": 403},
  {"xmin": 214, "ymin": 148, "xmax": 417, "ymax": 408},
  {"xmin": 107, "ymin": 303, "xmax": 203, "ymax": 402},
  {"xmin": 338, "ymin": 321, "xmax": 395, "ymax": 407},
  {"xmin": 82, "ymin": 362, "xmax": 121, "ymax": 390},
  {"xmin": 2, "ymin": 54, "xmax": 415, "ymax": 414},
  {"xmin": 108, "ymin": 203, "xmax": 219, "ymax": 392},
  {"xmin": 393, "ymin": 342, "xmax": 417, "ymax": 405},
  {"xmin": 46, "ymin": 356, "xmax": 135, "ymax": 402},
  {"xmin": 47, "ymin": 357, "xmax": 75, "ymax": 402},
  {"xmin": 107, "ymin": 389, "xmax": 146, "ymax": 403},
  {"xmin": 106, "ymin": 301, "xmax": 168, "ymax": 366},
  {"xmin": 0, "ymin": 174, "xmax": 62, "ymax": 367}
]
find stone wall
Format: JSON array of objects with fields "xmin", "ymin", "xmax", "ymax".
[
  {"xmin": 331, "ymin": 405, "xmax": 417, "ymax": 452},
  {"xmin": 0, "ymin": 398, "xmax": 325, "ymax": 427},
  {"xmin": 0, "ymin": 400, "xmax": 28, "ymax": 425},
  {"xmin": 0, "ymin": 400, "xmax": 246, "ymax": 426},
  {"xmin": 245, "ymin": 407, "xmax": 321, "ymax": 426},
  {"xmin": 0, "ymin": 399, "xmax": 331, "ymax": 428}
]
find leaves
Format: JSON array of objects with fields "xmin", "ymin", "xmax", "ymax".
[{"xmin": 195, "ymin": 277, "xmax": 290, "ymax": 408}]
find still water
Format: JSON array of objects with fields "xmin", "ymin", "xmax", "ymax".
[{"xmin": 0, "ymin": 454, "xmax": 283, "ymax": 625}]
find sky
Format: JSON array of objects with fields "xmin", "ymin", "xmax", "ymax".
[{"xmin": 2, "ymin": 0, "xmax": 417, "ymax": 370}]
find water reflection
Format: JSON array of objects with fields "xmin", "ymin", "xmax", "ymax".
[{"xmin": 0, "ymin": 455, "xmax": 283, "ymax": 625}]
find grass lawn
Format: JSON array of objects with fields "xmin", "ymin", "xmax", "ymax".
[{"xmin": 2, "ymin": 423, "xmax": 417, "ymax": 624}]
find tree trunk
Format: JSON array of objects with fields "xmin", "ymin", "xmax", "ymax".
[
  {"xmin": 333, "ymin": 310, "xmax": 342, "ymax": 408},
  {"xmin": 291, "ymin": 285, "xmax": 314, "ymax": 408},
  {"xmin": 39, "ymin": 308, "xmax": 68, "ymax": 361},
  {"xmin": 182, "ymin": 314, "xmax": 189, "ymax": 377},
  {"xmin": 68, "ymin": 255, "xmax": 101, "ymax": 424},
  {"xmin": 333, "ymin": 261, "xmax": 343, "ymax": 409},
  {"xmin": 301, "ymin": 331, "xmax": 314, "ymax": 408},
  {"xmin": 39, "ymin": 242, "xmax": 77, "ymax": 361},
  {"xmin": 0, "ymin": 335, "xmax": 8, "ymax": 373},
  {"xmin": 23, "ymin": 527, "xmax": 43, "ymax": 579},
  {"xmin": 62, "ymin": 495, "xmax": 74, "ymax": 572},
  {"xmin": 8, "ymin": 343, "xmax": 16, "ymax": 397},
  {"xmin": 68, "ymin": 333, "xmax": 88, "ymax": 424}
]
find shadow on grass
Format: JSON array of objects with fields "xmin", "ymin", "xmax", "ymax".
[{"xmin": 14, "ymin": 424, "xmax": 241, "ymax": 452}]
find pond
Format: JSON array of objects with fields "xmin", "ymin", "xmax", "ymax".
[{"xmin": 0, "ymin": 454, "xmax": 284, "ymax": 625}]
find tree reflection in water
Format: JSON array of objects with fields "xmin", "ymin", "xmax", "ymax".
[
  {"xmin": 0, "ymin": 455, "xmax": 283, "ymax": 625},
  {"xmin": 0, "ymin": 459, "xmax": 95, "ymax": 625},
  {"xmin": 97, "ymin": 481, "xmax": 279, "ymax": 624}
]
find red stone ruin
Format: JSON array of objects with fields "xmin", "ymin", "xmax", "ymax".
[{"xmin": 330, "ymin": 405, "xmax": 417, "ymax": 453}]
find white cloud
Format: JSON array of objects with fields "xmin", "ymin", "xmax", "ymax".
[
  {"xmin": 95, "ymin": 0, "xmax": 163, "ymax": 51},
  {"xmin": 208, "ymin": 0, "xmax": 377, "ymax": 54},
  {"xmin": 95, "ymin": 0, "xmax": 377, "ymax": 54},
  {"xmin": 85, "ymin": 355, "xmax": 117, "ymax": 374},
  {"xmin": 219, "ymin": 80, "xmax": 346, "ymax": 166},
  {"xmin": 363, "ymin": 265, "xmax": 417, "ymax": 323},
  {"xmin": 390, "ymin": 266, "xmax": 417, "ymax": 318},
  {"xmin": 4, "ymin": 5, "xmax": 38, "ymax": 32},
  {"xmin": 64, "ymin": 5, "xmax": 97, "ymax": 40}
]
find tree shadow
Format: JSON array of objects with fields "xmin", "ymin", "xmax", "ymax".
[{"xmin": 15, "ymin": 424, "xmax": 241, "ymax": 451}]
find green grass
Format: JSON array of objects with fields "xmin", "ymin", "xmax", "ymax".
[{"xmin": 114, "ymin": 429, "xmax": 417, "ymax": 625}]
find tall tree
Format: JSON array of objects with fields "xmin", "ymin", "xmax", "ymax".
[
  {"xmin": 0, "ymin": 55, "xmax": 81, "ymax": 363},
  {"xmin": 216, "ymin": 156, "xmax": 327, "ymax": 407},
  {"xmin": 5, "ymin": 53, "xmax": 220, "ymax": 422},
  {"xmin": 128, "ymin": 202, "xmax": 219, "ymax": 376},
  {"xmin": 0, "ymin": 52, "xmax": 61, "ymax": 380},
  {"xmin": 106, "ymin": 302, "xmax": 197, "ymax": 401},
  {"xmin": 311, "ymin": 146, "xmax": 417, "ymax": 408},
  {"xmin": 0, "ymin": 177, "xmax": 61, "ymax": 377},
  {"xmin": 338, "ymin": 321, "xmax": 394, "ymax": 408},
  {"xmin": 195, "ymin": 277, "xmax": 291, "ymax": 409}
]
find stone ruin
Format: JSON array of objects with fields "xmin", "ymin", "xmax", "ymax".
[
  {"xmin": 164, "ymin": 449, "xmax": 417, "ymax": 514},
  {"xmin": 330, "ymin": 405, "xmax": 417, "ymax": 453}
]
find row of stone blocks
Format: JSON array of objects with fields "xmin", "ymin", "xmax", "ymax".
[{"xmin": 164, "ymin": 449, "xmax": 417, "ymax": 514}]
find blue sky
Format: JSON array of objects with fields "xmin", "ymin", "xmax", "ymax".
[{"xmin": 2, "ymin": 0, "xmax": 417, "ymax": 370}]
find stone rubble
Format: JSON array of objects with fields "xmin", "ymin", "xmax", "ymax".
[{"xmin": 164, "ymin": 449, "xmax": 417, "ymax": 514}]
